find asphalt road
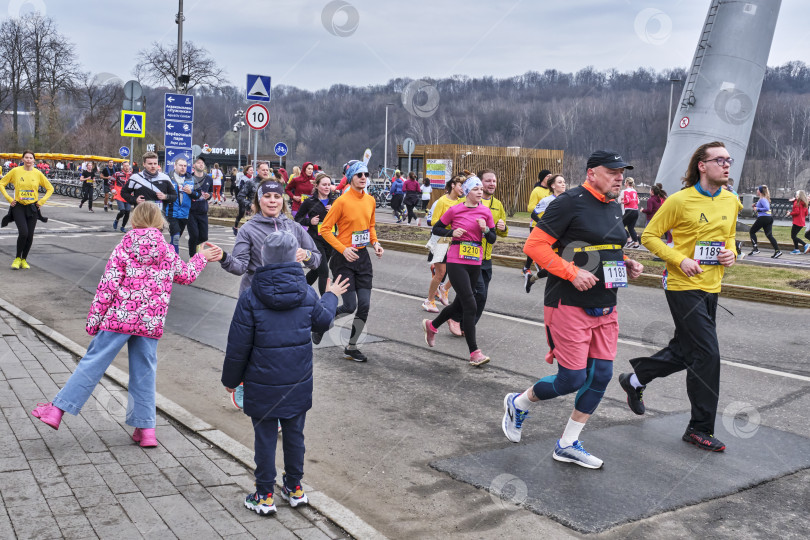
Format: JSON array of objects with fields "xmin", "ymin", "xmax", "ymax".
[{"xmin": 2, "ymin": 195, "xmax": 809, "ymax": 539}]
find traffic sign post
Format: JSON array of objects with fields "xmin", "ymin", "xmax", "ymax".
[
  {"xmin": 402, "ymin": 138, "xmax": 416, "ymax": 173},
  {"xmin": 246, "ymin": 103, "xmax": 270, "ymax": 175},
  {"xmin": 121, "ymin": 110, "xmax": 145, "ymax": 137},
  {"xmin": 246, "ymin": 74, "xmax": 271, "ymax": 102},
  {"xmin": 164, "ymin": 92, "xmax": 195, "ymax": 174},
  {"xmin": 274, "ymin": 142, "xmax": 288, "ymax": 170},
  {"xmin": 164, "ymin": 93, "xmax": 195, "ymax": 122}
]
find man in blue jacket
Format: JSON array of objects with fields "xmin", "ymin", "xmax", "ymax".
[
  {"xmin": 165, "ymin": 158, "xmax": 200, "ymax": 254},
  {"xmin": 222, "ymin": 231, "xmax": 349, "ymax": 515}
]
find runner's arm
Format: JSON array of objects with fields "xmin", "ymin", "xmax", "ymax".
[
  {"xmin": 311, "ymin": 289, "xmax": 338, "ymax": 334},
  {"xmin": 0, "ymin": 170, "xmax": 15, "ymax": 203},
  {"xmin": 37, "ymin": 172, "xmax": 54, "ymax": 205},
  {"xmin": 220, "ymin": 233, "xmax": 251, "ymax": 275},
  {"xmin": 523, "ymin": 228, "xmax": 578, "ymax": 281},
  {"xmin": 641, "ymin": 199, "xmax": 685, "ymax": 268},
  {"xmin": 293, "ymin": 224, "xmax": 321, "ymax": 270}
]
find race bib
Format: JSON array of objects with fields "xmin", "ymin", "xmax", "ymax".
[
  {"xmin": 459, "ymin": 241, "xmax": 481, "ymax": 261},
  {"xmin": 154, "ymin": 200, "xmax": 163, "ymax": 211},
  {"xmin": 352, "ymin": 229, "xmax": 370, "ymax": 248},
  {"xmin": 300, "ymin": 194, "xmax": 309, "ymax": 201},
  {"xmin": 603, "ymin": 261, "xmax": 628, "ymax": 288},
  {"xmin": 19, "ymin": 189, "xmax": 36, "ymax": 202},
  {"xmin": 694, "ymin": 241, "xmax": 724, "ymax": 265}
]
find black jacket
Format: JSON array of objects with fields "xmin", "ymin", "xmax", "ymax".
[
  {"xmin": 294, "ymin": 191, "xmax": 339, "ymax": 241},
  {"xmin": 189, "ymin": 173, "xmax": 213, "ymax": 214},
  {"xmin": 122, "ymin": 171, "xmax": 178, "ymax": 208}
]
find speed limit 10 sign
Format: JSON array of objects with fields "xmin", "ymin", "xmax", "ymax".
[{"xmin": 246, "ymin": 103, "xmax": 269, "ymax": 130}]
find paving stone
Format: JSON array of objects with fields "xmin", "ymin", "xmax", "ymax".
[
  {"xmin": 153, "ymin": 425, "xmax": 204, "ymax": 458},
  {"xmin": 163, "ymin": 466, "xmax": 201, "ymax": 488},
  {"xmin": 95, "ymin": 426, "xmax": 134, "ymax": 447},
  {"xmin": 213, "ymin": 457, "xmax": 253, "ymax": 477},
  {"xmin": 293, "ymin": 527, "xmax": 333, "ymax": 540},
  {"xmin": 116, "ymin": 492, "xmax": 174, "ymax": 537},
  {"xmin": 0, "ymin": 469, "xmax": 44, "ymax": 507},
  {"xmin": 83, "ymin": 504, "xmax": 143, "ymax": 539},
  {"xmin": 129, "ymin": 472, "xmax": 179, "ymax": 498},
  {"xmin": 41, "ymin": 427, "xmax": 91, "ymax": 467},
  {"xmin": 6, "ymin": 498, "xmax": 62, "ymax": 539},
  {"xmin": 3, "ymin": 406, "xmax": 43, "ymax": 440},
  {"xmin": 177, "ymin": 483, "xmax": 248, "ymax": 537},
  {"xmin": 123, "ymin": 460, "xmax": 161, "ymax": 478},
  {"xmin": 276, "ymin": 504, "xmax": 315, "ymax": 530},
  {"xmin": 62, "ymin": 464, "xmax": 106, "ymax": 489},
  {"xmin": 50, "ymin": 372, "xmax": 71, "ymax": 385},
  {"xmin": 0, "ymin": 381, "xmax": 22, "ymax": 407},
  {"xmin": 207, "ymin": 484, "xmax": 267, "ymax": 524},
  {"xmin": 146, "ymin": 447, "xmax": 182, "ymax": 469},
  {"xmin": 59, "ymin": 524, "xmax": 99, "ymax": 539},
  {"xmin": 74, "ymin": 484, "xmax": 115, "ymax": 509},
  {"xmin": 0, "ymin": 504, "xmax": 15, "ymax": 539},
  {"xmin": 61, "ymin": 415, "xmax": 108, "ymax": 453},
  {"xmin": 81, "ymin": 410, "xmax": 123, "ymax": 432},
  {"xmin": 19, "ymin": 437, "xmax": 53, "ymax": 461},
  {"xmin": 47, "ymin": 495, "xmax": 95, "ymax": 533},
  {"xmin": 28, "ymin": 458, "xmax": 73, "ymax": 498},
  {"xmin": 110, "ymin": 444, "xmax": 152, "ymax": 466},
  {"xmin": 30, "ymin": 375, "xmax": 61, "ymax": 397},
  {"xmin": 6, "ymin": 376, "xmax": 46, "ymax": 403},
  {"xmin": 0, "ymin": 456, "xmax": 30, "ymax": 472},
  {"xmin": 86, "ymin": 451, "xmax": 116, "ymax": 465},
  {"xmin": 242, "ymin": 518, "xmax": 298, "ymax": 539},
  {"xmin": 149, "ymin": 493, "xmax": 220, "ymax": 539},
  {"xmin": 177, "ymin": 455, "xmax": 233, "ymax": 487}
]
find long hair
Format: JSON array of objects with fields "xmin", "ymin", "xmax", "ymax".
[
  {"xmin": 310, "ymin": 173, "xmax": 333, "ymax": 198},
  {"xmin": 682, "ymin": 141, "xmax": 726, "ymax": 187},
  {"xmin": 757, "ymin": 185, "xmax": 771, "ymax": 202},
  {"xmin": 797, "ymin": 190, "xmax": 808, "ymax": 208},
  {"xmin": 252, "ymin": 180, "xmax": 288, "ymax": 216}
]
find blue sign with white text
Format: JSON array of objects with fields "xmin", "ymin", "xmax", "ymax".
[
  {"xmin": 165, "ymin": 147, "xmax": 192, "ymax": 164},
  {"xmin": 164, "ymin": 121, "xmax": 193, "ymax": 148},
  {"xmin": 164, "ymin": 93, "xmax": 194, "ymax": 122}
]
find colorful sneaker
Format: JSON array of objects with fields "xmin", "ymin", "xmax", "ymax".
[
  {"xmin": 132, "ymin": 427, "xmax": 158, "ymax": 448},
  {"xmin": 553, "ymin": 440, "xmax": 603, "ymax": 469},
  {"xmin": 244, "ymin": 491, "xmax": 276, "ymax": 515},
  {"xmin": 19, "ymin": 259, "xmax": 30, "ymax": 269},
  {"xmin": 469, "ymin": 350, "xmax": 490, "ymax": 367},
  {"xmin": 421, "ymin": 299, "xmax": 439, "ymax": 313},
  {"xmin": 436, "ymin": 287, "xmax": 450, "ymax": 306},
  {"xmin": 422, "ymin": 319, "xmax": 437, "ymax": 347},
  {"xmin": 31, "ymin": 402, "xmax": 63, "ymax": 430},
  {"xmin": 281, "ymin": 475, "xmax": 308, "ymax": 508},
  {"xmin": 804, "ymin": 244, "xmax": 810, "ymax": 254},
  {"xmin": 618, "ymin": 373, "xmax": 646, "ymax": 415},
  {"xmin": 791, "ymin": 249, "xmax": 802, "ymax": 255},
  {"xmin": 682, "ymin": 427, "xmax": 726, "ymax": 452},
  {"xmin": 11, "ymin": 257, "xmax": 21, "ymax": 269},
  {"xmin": 231, "ymin": 384, "xmax": 244, "ymax": 409},
  {"xmin": 447, "ymin": 319, "xmax": 463, "ymax": 337},
  {"xmin": 502, "ymin": 393, "xmax": 529, "ymax": 443},
  {"xmin": 343, "ymin": 348, "xmax": 368, "ymax": 362}
]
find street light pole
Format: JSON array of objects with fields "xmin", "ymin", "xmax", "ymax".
[
  {"xmin": 384, "ymin": 103, "xmax": 394, "ymax": 176},
  {"xmin": 668, "ymin": 77, "xmax": 681, "ymax": 140},
  {"xmin": 175, "ymin": 0, "xmax": 184, "ymax": 93},
  {"xmin": 234, "ymin": 109, "xmax": 244, "ymax": 169}
]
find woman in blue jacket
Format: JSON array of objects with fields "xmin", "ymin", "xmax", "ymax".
[
  {"xmin": 749, "ymin": 184, "xmax": 781, "ymax": 258},
  {"xmin": 222, "ymin": 230, "xmax": 349, "ymax": 516}
]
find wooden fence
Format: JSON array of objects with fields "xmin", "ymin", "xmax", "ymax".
[{"xmin": 397, "ymin": 144, "xmax": 564, "ymax": 215}]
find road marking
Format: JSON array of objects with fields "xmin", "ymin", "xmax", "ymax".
[{"xmin": 372, "ymin": 288, "xmax": 810, "ymax": 383}]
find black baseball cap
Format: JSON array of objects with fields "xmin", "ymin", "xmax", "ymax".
[{"xmin": 586, "ymin": 150, "xmax": 634, "ymax": 170}]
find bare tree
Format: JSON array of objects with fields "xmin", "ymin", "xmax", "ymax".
[
  {"xmin": 76, "ymin": 72, "xmax": 122, "ymax": 126},
  {"xmin": 0, "ymin": 17, "xmax": 27, "ymax": 142},
  {"xmin": 134, "ymin": 41, "xmax": 227, "ymax": 91}
]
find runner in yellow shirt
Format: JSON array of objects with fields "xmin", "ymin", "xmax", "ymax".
[{"xmin": 1, "ymin": 150, "xmax": 54, "ymax": 269}]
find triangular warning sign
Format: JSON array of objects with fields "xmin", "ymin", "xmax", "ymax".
[
  {"xmin": 124, "ymin": 116, "xmax": 141, "ymax": 132},
  {"xmin": 248, "ymin": 77, "xmax": 269, "ymax": 98}
]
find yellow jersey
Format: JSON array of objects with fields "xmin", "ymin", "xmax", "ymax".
[
  {"xmin": 481, "ymin": 196, "xmax": 508, "ymax": 261},
  {"xmin": 641, "ymin": 185, "xmax": 742, "ymax": 293},
  {"xmin": 528, "ymin": 186, "xmax": 550, "ymax": 226},
  {"xmin": 432, "ymin": 195, "xmax": 464, "ymax": 225},
  {"xmin": 0, "ymin": 166, "xmax": 54, "ymax": 206}
]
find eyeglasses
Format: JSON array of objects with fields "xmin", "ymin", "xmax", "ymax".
[
  {"xmin": 355, "ymin": 172, "xmax": 370, "ymax": 178},
  {"xmin": 702, "ymin": 157, "xmax": 734, "ymax": 167}
]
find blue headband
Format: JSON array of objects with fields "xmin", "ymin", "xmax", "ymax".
[
  {"xmin": 346, "ymin": 162, "xmax": 368, "ymax": 180},
  {"xmin": 462, "ymin": 176, "xmax": 482, "ymax": 196}
]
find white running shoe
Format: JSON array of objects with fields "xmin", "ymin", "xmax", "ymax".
[
  {"xmin": 552, "ymin": 440, "xmax": 603, "ymax": 469},
  {"xmin": 422, "ymin": 299, "xmax": 439, "ymax": 313},
  {"xmin": 502, "ymin": 393, "xmax": 529, "ymax": 443}
]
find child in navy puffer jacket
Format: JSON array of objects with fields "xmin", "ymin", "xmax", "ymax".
[{"xmin": 222, "ymin": 230, "xmax": 348, "ymax": 516}]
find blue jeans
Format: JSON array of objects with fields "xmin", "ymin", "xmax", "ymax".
[{"xmin": 53, "ymin": 331, "xmax": 159, "ymax": 428}]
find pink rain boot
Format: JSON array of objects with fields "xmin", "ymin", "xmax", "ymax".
[
  {"xmin": 132, "ymin": 428, "xmax": 158, "ymax": 447},
  {"xmin": 31, "ymin": 403, "xmax": 64, "ymax": 430}
]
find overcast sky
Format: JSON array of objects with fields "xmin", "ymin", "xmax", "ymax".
[{"xmin": 11, "ymin": 0, "xmax": 807, "ymax": 91}]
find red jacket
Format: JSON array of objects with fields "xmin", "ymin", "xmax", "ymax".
[
  {"xmin": 285, "ymin": 162, "xmax": 315, "ymax": 212},
  {"xmin": 790, "ymin": 200, "xmax": 808, "ymax": 227}
]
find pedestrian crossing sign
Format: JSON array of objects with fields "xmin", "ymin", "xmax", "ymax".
[{"xmin": 121, "ymin": 110, "xmax": 146, "ymax": 137}]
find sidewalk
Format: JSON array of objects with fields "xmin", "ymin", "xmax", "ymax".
[{"xmin": 0, "ymin": 311, "xmax": 349, "ymax": 539}]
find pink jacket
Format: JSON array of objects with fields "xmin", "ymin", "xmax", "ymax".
[{"xmin": 86, "ymin": 228, "xmax": 207, "ymax": 339}]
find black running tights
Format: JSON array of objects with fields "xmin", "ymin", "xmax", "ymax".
[
  {"xmin": 433, "ymin": 263, "xmax": 481, "ymax": 353},
  {"xmin": 749, "ymin": 216, "xmax": 779, "ymax": 251},
  {"xmin": 11, "ymin": 204, "xmax": 37, "ymax": 259}
]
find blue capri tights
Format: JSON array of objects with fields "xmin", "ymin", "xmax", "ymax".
[{"xmin": 531, "ymin": 358, "xmax": 613, "ymax": 415}]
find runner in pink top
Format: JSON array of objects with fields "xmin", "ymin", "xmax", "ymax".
[
  {"xmin": 421, "ymin": 176, "xmax": 496, "ymax": 366},
  {"xmin": 621, "ymin": 177, "xmax": 640, "ymax": 248}
]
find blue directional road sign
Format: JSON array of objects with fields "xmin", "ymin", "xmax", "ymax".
[
  {"xmin": 246, "ymin": 74, "xmax": 271, "ymax": 102},
  {"xmin": 165, "ymin": 121, "xmax": 193, "ymax": 148},
  {"xmin": 164, "ymin": 93, "xmax": 194, "ymax": 122},
  {"xmin": 119, "ymin": 146, "xmax": 130, "ymax": 158},
  {"xmin": 165, "ymin": 147, "xmax": 192, "ymax": 164},
  {"xmin": 274, "ymin": 142, "xmax": 288, "ymax": 157}
]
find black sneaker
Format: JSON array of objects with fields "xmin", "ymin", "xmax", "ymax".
[
  {"xmin": 343, "ymin": 348, "xmax": 367, "ymax": 362},
  {"xmin": 772, "ymin": 251, "xmax": 782, "ymax": 259},
  {"xmin": 104, "ymin": 205, "xmax": 109, "ymax": 212},
  {"xmin": 312, "ymin": 331, "xmax": 323, "ymax": 345},
  {"xmin": 682, "ymin": 427, "xmax": 726, "ymax": 452},
  {"xmin": 749, "ymin": 248, "xmax": 760, "ymax": 256},
  {"xmin": 618, "ymin": 373, "xmax": 646, "ymax": 415},
  {"xmin": 525, "ymin": 274, "xmax": 536, "ymax": 294}
]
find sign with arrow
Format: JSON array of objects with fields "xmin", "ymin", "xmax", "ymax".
[
  {"xmin": 246, "ymin": 74, "xmax": 271, "ymax": 102},
  {"xmin": 165, "ymin": 121, "xmax": 193, "ymax": 147},
  {"xmin": 164, "ymin": 93, "xmax": 194, "ymax": 122}
]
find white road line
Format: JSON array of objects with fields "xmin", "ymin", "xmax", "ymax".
[{"xmin": 372, "ymin": 288, "xmax": 810, "ymax": 383}]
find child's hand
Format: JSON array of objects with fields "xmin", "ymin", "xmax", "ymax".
[
  {"xmin": 201, "ymin": 242, "xmax": 223, "ymax": 261},
  {"xmin": 326, "ymin": 274, "xmax": 351, "ymax": 296}
]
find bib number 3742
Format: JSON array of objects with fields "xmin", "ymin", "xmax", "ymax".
[
  {"xmin": 603, "ymin": 261, "xmax": 628, "ymax": 288},
  {"xmin": 694, "ymin": 241, "xmax": 725, "ymax": 265},
  {"xmin": 352, "ymin": 229, "xmax": 370, "ymax": 248}
]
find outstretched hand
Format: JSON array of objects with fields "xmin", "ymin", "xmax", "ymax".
[
  {"xmin": 326, "ymin": 274, "xmax": 351, "ymax": 296},
  {"xmin": 201, "ymin": 242, "xmax": 223, "ymax": 262}
]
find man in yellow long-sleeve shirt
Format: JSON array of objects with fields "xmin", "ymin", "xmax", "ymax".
[
  {"xmin": 619, "ymin": 141, "xmax": 741, "ymax": 453},
  {"xmin": 0, "ymin": 150, "xmax": 54, "ymax": 269},
  {"xmin": 523, "ymin": 169, "xmax": 552, "ymax": 284},
  {"xmin": 318, "ymin": 161, "xmax": 384, "ymax": 362}
]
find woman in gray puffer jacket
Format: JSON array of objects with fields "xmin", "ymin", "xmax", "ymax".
[{"xmin": 220, "ymin": 178, "xmax": 321, "ymax": 295}]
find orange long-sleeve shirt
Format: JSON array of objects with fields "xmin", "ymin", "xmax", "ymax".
[{"xmin": 319, "ymin": 187, "xmax": 378, "ymax": 252}]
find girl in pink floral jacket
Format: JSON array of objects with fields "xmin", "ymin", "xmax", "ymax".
[{"xmin": 32, "ymin": 202, "xmax": 222, "ymax": 447}]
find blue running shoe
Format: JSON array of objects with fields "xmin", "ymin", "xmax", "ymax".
[
  {"xmin": 231, "ymin": 384, "xmax": 244, "ymax": 409},
  {"xmin": 553, "ymin": 440, "xmax": 603, "ymax": 469},
  {"xmin": 791, "ymin": 249, "xmax": 801, "ymax": 255},
  {"xmin": 502, "ymin": 393, "xmax": 529, "ymax": 443}
]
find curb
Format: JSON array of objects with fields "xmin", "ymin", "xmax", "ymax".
[
  {"xmin": 0, "ymin": 226, "xmax": 109, "ymax": 236},
  {"xmin": 0, "ymin": 296, "xmax": 387, "ymax": 540},
  {"xmin": 377, "ymin": 239, "xmax": 810, "ymax": 309}
]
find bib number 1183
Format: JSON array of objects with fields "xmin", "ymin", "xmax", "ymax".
[{"xmin": 603, "ymin": 261, "xmax": 628, "ymax": 288}]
